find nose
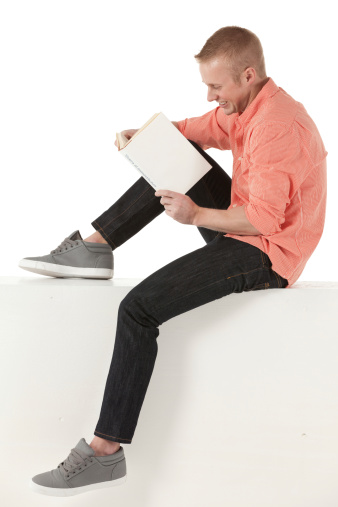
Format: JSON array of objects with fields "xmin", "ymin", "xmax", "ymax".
[{"xmin": 207, "ymin": 88, "xmax": 218, "ymax": 102}]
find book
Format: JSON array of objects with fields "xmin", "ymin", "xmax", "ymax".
[{"xmin": 115, "ymin": 112, "xmax": 212, "ymax": 194}]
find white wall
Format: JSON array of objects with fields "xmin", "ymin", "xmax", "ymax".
[{"xmin": 1, "ymin": 0, "xmax": 335, "ymax": 281}]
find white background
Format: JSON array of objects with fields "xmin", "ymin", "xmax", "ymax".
[{"xmin": 1, "ymin": 0, "xmax": 336, "ymax": 281}]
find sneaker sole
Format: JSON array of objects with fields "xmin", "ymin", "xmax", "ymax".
[
  {"xmin": 19, "ymin": 259, "xmax": 114, "ymax": 280},
  {"xmin": 29, "ymin": 474, "xmax": 127, "ymax": 497}
]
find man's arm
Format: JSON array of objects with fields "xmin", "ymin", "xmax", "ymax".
[
  {"xmin": 171, "ymin": 109, "xmax": 231, "ymax": 151},
  {"xmin": 193, "ymin": 205, "xmax": 262, "ymax": 235},
  {"xmin": 193, "ymin": 123, "xmax": 308, "ymax": 237}
]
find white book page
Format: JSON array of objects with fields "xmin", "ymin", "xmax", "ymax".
[{"xmin": 120, "ymin": 112, "xmax": 212, "ymax": 194}]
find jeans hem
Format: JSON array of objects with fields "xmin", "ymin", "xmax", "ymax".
[
  {"xmin": 91, "ymin": 220, "xmax": 117, "ymax": 250},
  {"xmin": 94, "ymin": 429, "xmax": 132, "ymax": 444}
]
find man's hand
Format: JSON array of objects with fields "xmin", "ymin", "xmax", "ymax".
[
  {"xmin": 114, "ymin": 129, "xmax": 139, "ymax": 150},
  {"xmin": 115, "ymin": 122, "xmax": 179, "ymax": 150},
  {"xmin": 154, "ymin": 189, "xmax": 200, "ymax": 225}
]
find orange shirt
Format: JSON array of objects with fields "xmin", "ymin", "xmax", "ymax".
[{"xmin": 177, "ymin": 78, "xmax": 327, "ymax": 288}]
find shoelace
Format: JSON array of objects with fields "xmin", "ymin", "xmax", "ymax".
[
  {"xmin": 58, "ymin": 447, "xmax": 93, "ymax": 479},
  {"xmin": 50, "ymin": 238, "xmax": 79, "ymax": 254}
]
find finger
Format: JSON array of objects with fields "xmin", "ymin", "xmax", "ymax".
[{"xmin": 155, "ymin": 190, "xmax": 171, "ymax": 197}]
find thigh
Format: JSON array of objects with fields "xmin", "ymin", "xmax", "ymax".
[
  {"xmin": 121, "ymin": 236, "xmax": 286, "ymax": 327},
  {"xmin": 186, "ymin": 140, "xmax": 232, "ymax": 244},
  {"xmin": 186, "ymin": 140, "xmax": 232, "ymax": 211}
]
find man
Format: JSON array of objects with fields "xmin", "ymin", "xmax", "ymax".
[{"xmin": 23, "ymin": 26, "xmax": 327, "ymax": 496}]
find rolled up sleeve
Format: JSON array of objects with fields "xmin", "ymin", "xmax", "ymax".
[
  {"xmin": 244, "ymin": 123, "xmax": 308, "ymax": 236},
  {"xmin": 177, "ymin": 107, "xmax": 231, "ymax": 151}
]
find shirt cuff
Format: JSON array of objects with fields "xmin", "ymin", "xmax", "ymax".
[{"xmin": 244, "ymin": 203, "xmax": 283, "ymax": 236}]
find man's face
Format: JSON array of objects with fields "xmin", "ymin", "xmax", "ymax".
[{"xmin": 199, "ymin": 57, "xmax": 251, "ymax": 115}]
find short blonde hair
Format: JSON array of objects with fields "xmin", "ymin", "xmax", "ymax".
[{"xmin": 194, "ymin": 26, "xmax": 267, "ymax": 84}]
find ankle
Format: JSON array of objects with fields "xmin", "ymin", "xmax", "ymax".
[
  {"xmin": 84, "ymin": 231, "xmax": 108, "ymax": 244},
  {"xmin": 89, "ymin": 436, "xmax": 120, "ymax": 456}
]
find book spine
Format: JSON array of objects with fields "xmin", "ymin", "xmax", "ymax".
[{"xmin": 123, "ymin": 152, "xmax": 157, "ymax": 189}]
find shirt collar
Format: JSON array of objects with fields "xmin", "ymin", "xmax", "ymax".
[{"xmin": 235, "ymin": 77, "xmax": 279, "ymax": 125}]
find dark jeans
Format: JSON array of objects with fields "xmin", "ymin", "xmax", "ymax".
[{"xmin": 91, "ymin": 140, "xmax": 288, "ymax": 444}]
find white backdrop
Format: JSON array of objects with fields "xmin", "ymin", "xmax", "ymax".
[{"xmin": 1, "ymin": 0, "xmax": 336, "ymax": 282}]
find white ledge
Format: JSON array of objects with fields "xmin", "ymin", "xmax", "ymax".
[
  {"xmin": 1, "ymin": 276, "xmax": 337, "ymax": 288},
  {"xmin": 1, "ymin": 277, "xmax": 338, "ymax": 506}
]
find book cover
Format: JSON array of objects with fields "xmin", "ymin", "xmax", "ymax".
[{"xmin": 116, "ymin": 112, "xmax": 212, "ymax": 194}]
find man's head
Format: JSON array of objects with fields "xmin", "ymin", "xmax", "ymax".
[{"xmin": 195, "ymin": 26, "xmax": 268, "ymax": 115}]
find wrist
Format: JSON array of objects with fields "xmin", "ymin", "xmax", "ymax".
[{"xmin": 193, "ymin": 206, "xmax": 204, "ymax": 227}]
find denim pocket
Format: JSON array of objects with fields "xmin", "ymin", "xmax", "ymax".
[
  {"xmin": 272, "ymin": 271, "xmax": 288, "ymax": 288},
  {"xmin": 259, "ymin": 249, "xmax": 272, "ymax": 269},
  {"xmin": 259, "ymin": 249, "xmax": 288, "ymax": 288}
]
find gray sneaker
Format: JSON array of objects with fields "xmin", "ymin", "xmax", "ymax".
[
  {"xmin": 29, "ymin": 438, "xmax": 127, "ymax": 497},
  {"xmin": 19, "ymin": 230, "xmax": 114, "ymax": 279}
]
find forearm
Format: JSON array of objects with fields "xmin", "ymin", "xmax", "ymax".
[{"xmin": 193, "ymin": 205, "xmax": 262, "ymax": 236}]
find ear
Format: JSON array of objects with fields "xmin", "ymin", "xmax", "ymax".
[{"xmin": 243, "ymin": 67, "xmax": 256, "ymax": 85}]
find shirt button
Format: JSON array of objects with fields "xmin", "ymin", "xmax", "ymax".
[
  {"xmin": 238, "ymin": 157, "xmax": 242, "ymax": 161},
  {"xmin": 233, "ymin": 204, "xmax": 237, "ymax": 207}
]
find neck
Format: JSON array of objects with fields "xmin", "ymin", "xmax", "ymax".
[
  {"xmin": 239, "ymin": 77, "xmax": 269, "ymax": 114},
  {"xmin": 248, "ymin": 77, "xmax": 269, "ymax": 106}
]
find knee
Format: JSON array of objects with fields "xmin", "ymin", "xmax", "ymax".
[
  {"xmin": 187, "ymin": 139, "xmax": 200, "ymax": 150},
  {"xmin": 119, "ymin": 292, "xmax": 159, "ymax": 328}
]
